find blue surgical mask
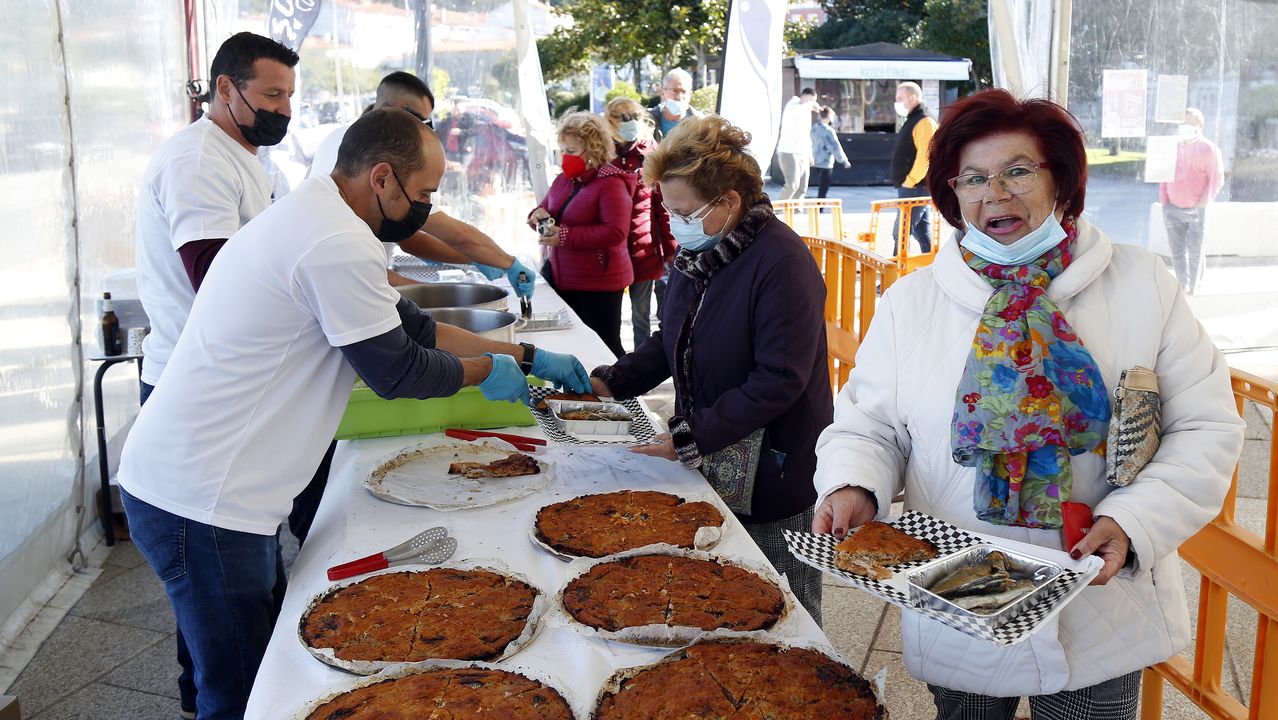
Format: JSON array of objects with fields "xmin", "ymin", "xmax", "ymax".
[
  {"xmin": 668, "ymin": 199, "xmax": 725, "ymax": 252},
  {"xmin": 959, "ymin": 208, "xmax": 1066, "ymax": 265},
  {"xmin": 617, "ymin": 120, "xmax": 640, "ymax": 142},
  {"xmin": 664, "ymin": 98, "xmax": 688, "ymax": 117}
]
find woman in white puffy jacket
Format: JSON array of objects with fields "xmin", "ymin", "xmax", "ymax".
[{"xmin": 812, "ymin": 89, "xmax": 1245, "ymax": 719}]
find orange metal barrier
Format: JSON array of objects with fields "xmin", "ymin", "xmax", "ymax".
[
  {"xmin": 801, "ymin": 235, "xmax": 900, "ymax": 395},
  {"xmin": 775, "ymin": 199, "xmax": 845, "ymax": 242},
  {"xmin": 1141, "ymin": 369, "xmax": 1278, "ymax": 720},
  {"xmin": 856, "ymin": 197, "xmax": 942, "ymax": 273}
]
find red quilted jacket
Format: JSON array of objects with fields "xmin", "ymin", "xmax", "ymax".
[
  {"xmin": 536, "ymin": 163, "xmax": 636, "ymax": 292},
  {"xmin": 610, "ymin": 140, "xmax": 677, "ymax": 282}
]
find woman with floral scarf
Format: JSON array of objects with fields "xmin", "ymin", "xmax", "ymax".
[{"xmin": 813, "ymin": 89, "xmax": 1244, "ymax": 719}]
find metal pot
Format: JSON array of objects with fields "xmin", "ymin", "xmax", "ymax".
[
  {"xmin": 396, "ymin": 282, "xmax": 510, "ymax": 311},
  {"xmin": 427, "ymin": 307, "xmax": 520, "ymax": 343}
]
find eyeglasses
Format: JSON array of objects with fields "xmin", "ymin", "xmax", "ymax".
[
  {"xmin": 947, "ymin": 162, "xmax": 1051, "ymax": 202},
  {"xmin": 662, "ymin": 196, "xmax": 720, "ymax": 224},
  {"xmin": 403, "ymin": 107, "xmax": 435, "ymax": 130}
]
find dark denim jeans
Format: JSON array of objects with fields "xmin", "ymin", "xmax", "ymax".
[
  {"xmin": 121, "ymin": 488, "xmax": 285, "ymax": 720},
  {"xmin": 892, "ymin": 183, "xmax": 933, "ymax": 254}
]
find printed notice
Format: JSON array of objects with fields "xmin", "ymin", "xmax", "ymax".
[
  {"xmin": 1102, "ymin": 68, "xmax": 1148, "ymax": 138},
  {"xmin": 1154, "ymin": 74, "xmax": 1189, "ymax": 124},
  {"xmin": 1143, "ymin": 135, "xmax": 1178, "ymax": 183}
]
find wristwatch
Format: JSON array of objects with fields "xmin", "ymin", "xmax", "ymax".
[{"xmin": 518, "ymin": 342, "xmax": 536, "ymax": 374}]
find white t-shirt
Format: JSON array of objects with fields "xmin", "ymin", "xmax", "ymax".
[
  {"xmin": 308, "ymin": 123, "xmax": 396, "ymax": 266},
  {"xmin": 119, "ymin": 175, "xmax": 402, "ymax": 535},
  {"xmin": 135, "ymin": 116, "xmax": 273, "ymax": 385},
  {"xmin": 775, "ymin": 97, "xmax": 817, "ymax": 155}
]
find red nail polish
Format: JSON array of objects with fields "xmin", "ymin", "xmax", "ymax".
[
  {"xmin": 1070, "ymin": 549, "xmax": 1082, "ymax": 560},
  {"xmin": 834, "ymin": 527, "xmax": 845, "ymax": 539}
]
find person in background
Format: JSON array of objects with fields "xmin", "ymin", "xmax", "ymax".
[
  {"xmin": 1159, "ymin": 107, "xmax": 1224, "ymax": 294},
  {"xmin": 120, "ymin": 109, "xmax": 590, "ymax": 720},
  {"xmin": 775, "ymin": 87, "xmax": 819, "ymax": 200},
  {"xmin": 605, "ymin": 97, "xmax": 676, "ymax": 350},
  {"xmin": 648, "ymin": 68, "xmax": 699, "ymax": 141},
  {"xmin": 810, "ymin": 107, "xmax": 851, "ymax": 199},
  {"xmin": 529, "ymin": 112, "xmax": 635, "ymax": 358},
  {"xmin": 647, "ymin": 69, "xmax": 701, "ymax": 332},
  {"xmin": 891, "ymin": 81, "xmax": 938, "ymax": 254},
  {"xmin": 814, "ymin": 89, "xmax": 1244, "ymax": 719},
  {"xmin": 308, "ymin": 71, "xmax": 535, "ymax": 298},
  {"xmin": 590, "ymin": 116, "xmax": 832, "ymax": 623},
  {"xmin": 132, "ymin": 32, "xmax": 297, "ymax": 719}
]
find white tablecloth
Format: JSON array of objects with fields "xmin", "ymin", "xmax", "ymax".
[{"xmin": 244, "ymin": 282, "xmax": 831, "ymax": 719}]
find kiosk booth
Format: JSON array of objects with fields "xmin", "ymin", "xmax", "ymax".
[{"xmin": 783, "ymin": 42, "xmax": 972, "ymax": 186}]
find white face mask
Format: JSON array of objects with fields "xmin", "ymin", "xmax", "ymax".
[
  {"xmin": 1178, "ymin": 124, "xmax": 1198, "ymax": 140},
  {"xmin": 959, "ymin": 206, "xmax": 1067, "ymax": 265},
  {"xmin": 663, "ymin": 98, "xmax": 688, "ymax": 117},
  {"xmin": 617, "ymin": 120, "xmax": 639, "ymax": 142},
  {"xmin": 894, "ymin": 101, "xmax": 909, "ymax": 117}
]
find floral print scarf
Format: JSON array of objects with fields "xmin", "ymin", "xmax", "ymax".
[{"xmin": 951, "ymin": 219, "xmax": 1111, "ymax": 528}]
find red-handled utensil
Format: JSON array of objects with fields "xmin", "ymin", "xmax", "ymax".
[
  {"xmin": 444, "ymin": 428, "xmax": 545, "ymax": 451},
  {"xmin": 326, "ymin": 527, "xmax": 454, "ymax": 581}
]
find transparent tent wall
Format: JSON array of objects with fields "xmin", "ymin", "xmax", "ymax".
[
  {"xmin": 0, "ymin": 0, "xmax": 187, "ymax": 635},
  {"xmin": 214, "ymin": 0, "xmax": 557, "ymax": 274}
]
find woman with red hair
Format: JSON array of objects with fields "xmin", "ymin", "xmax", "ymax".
[{"xmin": 813, "ymin": 89, "xmax": 1243, "ymax": 718}]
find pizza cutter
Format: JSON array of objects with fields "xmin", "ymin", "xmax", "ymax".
[{"xmin": 326, "ymin": 527, "xmax": 456, "ymax": 581}]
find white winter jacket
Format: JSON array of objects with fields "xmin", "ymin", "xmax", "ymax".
[{"xmin": 814, "ymin": 218, "xmax": 1245, "ymax": 696}]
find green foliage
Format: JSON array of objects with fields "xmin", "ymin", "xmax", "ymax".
[
  {"xmin": 551, "ymin": 89, "xmax": 591, "ymax": 118},
  {"xmin": 690, "ymin": 84, "xmax": 718, "ymax": 114},
  {"xmin": 795, "ymin": 0, "xmax": 927, "ymax": 51},
  {"xmin": 536, "ymin": 0, "xmax": 727, "ymax": 83},
  {"xmin": 605, "ymin": 81, "xmax": 643, "ymax": 104},
  {"xmin": 299, "ymin": 47, "xmax": 383, "ymax": 103},
  {"xmin": 915, "ymin": 0, "xmax": 990, "ymax": 87},
  {"xmin": 431, "ymin": 67, "xmax": 455, "ymax": 107},
  {"xmin": 784, "ymin": 16, "xmax": 820, "ymax": 56}
]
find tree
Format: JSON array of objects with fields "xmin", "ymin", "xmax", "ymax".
[
  {"xmin": 536, "ymin": 0, "xmax": 727, "ymax": 87},
  {"xmin": 915, "ymin": 0, "xmax": 990, "ymax": 87}
]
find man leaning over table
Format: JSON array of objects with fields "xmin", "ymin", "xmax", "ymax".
[
  {"xmin": 117, "ymin": 108, "xmax": 590, "ymax": 720},
  {"xmin": 308, "ymin": 70, "xmax": 536, "ymax": 296}
]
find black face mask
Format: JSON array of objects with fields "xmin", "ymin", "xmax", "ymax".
[
  {"xmin": 229, "ymin": 82, "xmax": 291, "ymax": 147},
  {"xmin": 376, "ymin": 169, "xmax": 432, "ymax": 242}
]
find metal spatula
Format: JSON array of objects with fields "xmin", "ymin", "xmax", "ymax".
[{"xmin": 326, "ymin": 527, "xmax": 451, "ymax": 581}]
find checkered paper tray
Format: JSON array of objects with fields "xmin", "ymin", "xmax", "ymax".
[
  {"xmin": 528, "ymin": 386, "xmax": 658, "ymax": 445},
  {"xmin": 783, "ymin": 510, "xmax": 1102, "ymax": 645}
]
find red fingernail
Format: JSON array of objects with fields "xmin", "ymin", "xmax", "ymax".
[
  {"xmin": 1070, "ymin": 550, "xmax": 1082, "ymax": 560},
  {"xmin": 834, "ymin": 527, "xmax": 845, "ymax": 539}
]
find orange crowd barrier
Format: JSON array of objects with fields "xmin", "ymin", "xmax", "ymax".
[
  {"xmin": 801, "ymin": 235, "xmax": 899, "ymax": 396},
  {"xmin": 856, "ymin": 197, "xmax": 942, "ymax": 273},
  {"xmin": 775, "ymin": 198, "xmax": 845, "ymax": 242},
  {"xmin": 1142, "ymin": 369, "xmax": 1278, "ymax": 720}
]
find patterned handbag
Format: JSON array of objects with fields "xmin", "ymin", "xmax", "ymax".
[
  {"xmin": 1105, "ymin": 366, "xmax": 1162, "ymax": 487},
  {"xmin": 700, "ymin": 429, "xmax": 765, "ymax": 514}
]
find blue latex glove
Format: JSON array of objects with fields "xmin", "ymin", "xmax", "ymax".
[
  {"xmin": 531, "ymin": 348, "xmax": 590, "ymax": 393},
  {"xmin": 472, "ymin": 262, "xmax": 504, "ymax": 281},
  {"xmin": 477, "ymin": 353, "xmax": 531, "ymax": 405},
  {"xmin": 505, "ymin": 258, "xmax": 536, "ymax": 299}
]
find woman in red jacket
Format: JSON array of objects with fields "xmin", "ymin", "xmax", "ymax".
[
  {"xmin": 530, "ymin": 111, "xmax": 636, "ymax": 357},
  {"xmin": 605, "ymin": 97, "xmax": 677, "ymax": 351}
]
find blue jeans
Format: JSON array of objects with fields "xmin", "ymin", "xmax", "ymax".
[
  {"xmin": 892, "ymin": 183, "xmax": 932, "ymax": 254},
  {"xmin": 121, "ymin": 488, "xmax": 285, "ymax": 720},
  {"xmin": 629, "ymin": 279, "xmax": 654, "ymax": 349}
]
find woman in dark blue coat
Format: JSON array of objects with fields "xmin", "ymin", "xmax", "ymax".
[{"xmin": 590, "ymin": 115, "xmax": 833, "ymax": 622}]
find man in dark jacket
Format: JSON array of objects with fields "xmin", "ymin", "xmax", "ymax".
[
  {"xmin": 648, "ymin": 68, "xmax": 701, "ymax": 141},
  {"xmin": 890, "ymin": 81, "xmax": 938, "ymax": 254}
]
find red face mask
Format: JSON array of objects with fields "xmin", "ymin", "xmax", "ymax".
[{"xmin": 561, "ymin": 153, "xmax": 587, "ymax": 179}]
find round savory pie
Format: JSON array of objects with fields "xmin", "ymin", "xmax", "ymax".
[
  {"xmin": 535, "ymin": 490, "xmax": 724, "ymax": 558},
  {"xmin": 300, "ymin": 568, "xmax": 537, "ymax": 664},
  {"xmin": 306, "ymin": 666, "xmax": 573, "ymax": 720},
  {"xmin": 564, "ymin": 554, "xmax": 784, "ymax": 633},
  {"xmin": 595, "ymin": 641, "xmax": 885, "ymax": 720}
]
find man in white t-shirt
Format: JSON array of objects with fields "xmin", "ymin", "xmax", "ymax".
[
  {"xmin": 309, "ymin": 71, "xmax": 536, "ymax": 296},
  {"xmin": 775, "ymin": 87, "xmax": 820, "ymax": 200},
  {"xmin": 118, "ymin": 108, "xmax": 590, "ymax": 719},
  {"xmin": 131, "ymin": 31, "xmax": 298, "ymax": 718}
]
